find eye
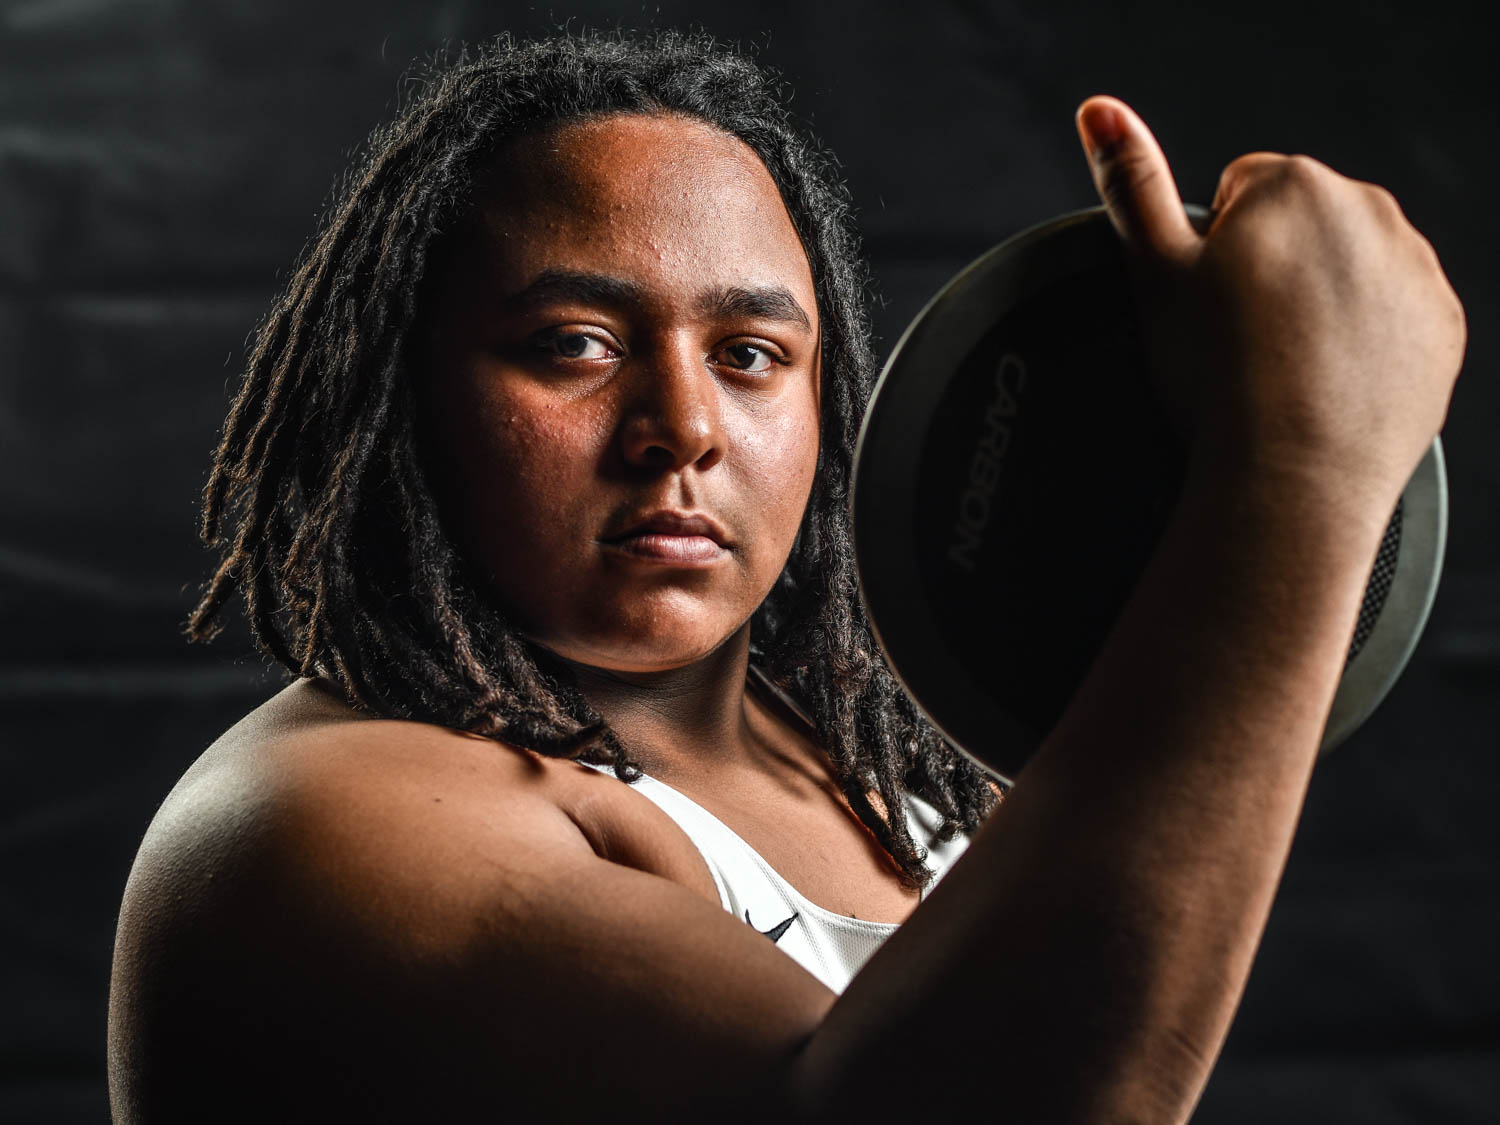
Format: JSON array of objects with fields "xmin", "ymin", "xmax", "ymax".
[
  {"xmin": 715, "ymin": 342, "xmax": 783, "ymax": 375},
  {"xmin": 533, "ymin": 330, "xmax": 617, "ymax": 361}
]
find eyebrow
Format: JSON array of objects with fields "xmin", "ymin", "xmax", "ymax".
[
  {"xmin": 505, "ymin": 268, "xmax": 646, "ymax": 313},
  {"xmin": 704, "ymin": 284, "xmax": 812, "ymax": 331},
  {"xmin": 505, "ymin": 268, "xmax": 812, "ymax": 331}
]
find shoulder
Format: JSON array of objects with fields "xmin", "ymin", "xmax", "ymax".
[
  {"xmin": 108, "ymin": 678, "xmax": 729, "ymax": 1121},
  {"xmin": 114, "ymin": 679, "xmax": 595, "ymax": 941},
  {"xmin": 130, "ymin": 678, "xmax": 708, "ymax": 878}
]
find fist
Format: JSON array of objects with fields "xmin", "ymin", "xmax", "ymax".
[{"xmin": 1075, "ymin": 96, "xmax": 1466, "ymax": 518}]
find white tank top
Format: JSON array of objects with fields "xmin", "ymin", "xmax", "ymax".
[{"xmin": 578, "ymin": 761, "xmax": 971, "ymax": 994}]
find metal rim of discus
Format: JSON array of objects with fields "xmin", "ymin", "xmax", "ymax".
[{"xmin": 851, "ymin": 205, "xmax": 1448, "ymax": 785}]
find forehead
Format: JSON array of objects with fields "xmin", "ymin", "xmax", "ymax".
[{"xmin": 458, "ymin": 113, "xmax": 817, "ymax": 310}]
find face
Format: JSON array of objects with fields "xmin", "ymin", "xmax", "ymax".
[{"xmin": 417, "ymin": 113, "xmax": 822, "ymax": 675}]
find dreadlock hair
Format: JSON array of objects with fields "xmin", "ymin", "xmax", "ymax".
[{"xmin": 189, "ymin": 28, "xmax": 1000, "ymax": 890}]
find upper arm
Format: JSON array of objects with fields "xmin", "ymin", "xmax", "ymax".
[{"xmin": 109, "ymin": 722, "xmax": 837, "ymax": 1122}]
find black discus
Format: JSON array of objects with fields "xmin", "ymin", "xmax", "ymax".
[{"xmin": 851, "ymin": 205, "xmax": 1447, "ymax": 785}]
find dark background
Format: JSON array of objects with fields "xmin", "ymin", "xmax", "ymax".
[{"xmin": 2, "ymin": 1, "xmax": 1495, "ymax": 1120}]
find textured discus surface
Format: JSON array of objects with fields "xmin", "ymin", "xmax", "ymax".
[{"xmin": 853, "ymin": 207, "xmax": 1447, "ymax": 782}]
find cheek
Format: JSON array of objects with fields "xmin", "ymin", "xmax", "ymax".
[
  {"xmin": 436, "ymin": 378, "xmax": 610, "ymax": 538},
  {"xmin": 731, "ymin": 390, "xmax": 821, "ymax": 544}
]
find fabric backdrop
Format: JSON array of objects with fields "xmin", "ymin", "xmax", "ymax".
[{"xmin": 2, "ymin": 1, "xmax": 1494, "ymax": 1120}]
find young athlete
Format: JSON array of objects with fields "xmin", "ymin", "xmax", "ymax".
[{"xmin": 106, "ymin": 32, "xmax": 1464, "ymax": 1122}]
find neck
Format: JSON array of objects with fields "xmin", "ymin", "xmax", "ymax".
[{"xmin": 563, "ymin": 626, "xmax": 757, "ymax": 778}]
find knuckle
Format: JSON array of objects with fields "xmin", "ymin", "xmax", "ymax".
[
  {"xmin": 1281, "ymin": 153, "xmax": 1333, "ymax": 190},
  {"xmin": 1413, "ymin": 229, "xmax": 1442, "ymax": 266},
  {"xmin": 1222, "ymin": 150, "xmax": 1284, "ymax": 178},
  {"xmin": 1214, "ymin": 151, "xmax": 1279, "ymax": 199},
  {"xmin": 1094, "ymin": 148, "xmax": 1158, "ymax": 213},
  {"xmin": 1214, "ymin": 152, "xmax": 1328, "ymax": 215},
  {"xmin": 1448, "ymin": 287, "xmax": 1468, "ymax": 345},
  {"xmin": 1360, "ymin": 181, "xmax": 1408, "ymax": 227}
]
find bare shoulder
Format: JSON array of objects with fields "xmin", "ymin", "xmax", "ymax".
[
  {"xmin": 112, "ymin": 679, "xmax": 595, "ymax": 944},
  {"xmin": 129, "ymin": 677, "xmax": 717, "ymax": 889},
  {"xmin": 109, "ymin": 680, "xmax": 815, "ymax": 1122},
  {"xmin": 142, "ymin": 676, "xmax": 600, "ymax": 875}
]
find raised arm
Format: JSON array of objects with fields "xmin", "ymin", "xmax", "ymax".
[{"xmin": 794, "ymin": 97, "xmax": 1465, "ymax": 1120}]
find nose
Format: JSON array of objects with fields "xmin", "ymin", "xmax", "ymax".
[{"xmin": 617, "ymin": 343, "xmax": 726, "ymax": 472}]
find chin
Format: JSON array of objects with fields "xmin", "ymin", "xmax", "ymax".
[{"xmin": 544, "ymin": 621, "xmax": 749, "ymax": 677}]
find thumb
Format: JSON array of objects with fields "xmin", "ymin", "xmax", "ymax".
[{"xmin": 1076, "ymin": 96, "xmax": 1199, "ymax": 265}]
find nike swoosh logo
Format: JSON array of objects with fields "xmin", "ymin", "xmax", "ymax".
[{"xmin": 746, "ymin": 910, "xmax": 799, "ymax": 944}]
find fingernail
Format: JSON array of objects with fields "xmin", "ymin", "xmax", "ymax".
[{"xmin": 1080, "ymin": 102, "xmax": 1126, "ymax": 156}]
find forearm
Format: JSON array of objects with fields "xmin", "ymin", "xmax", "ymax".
[{"xmin": 792, "ymin": 461, "xmax": 1393, "ymax": 1121}]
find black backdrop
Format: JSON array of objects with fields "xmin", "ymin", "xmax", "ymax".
[{"xmin": 3, "ymin": 1, "xmax": 1495, "ymax": 1120}]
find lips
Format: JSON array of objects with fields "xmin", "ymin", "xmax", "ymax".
[{"xmin": 600, "ymin": 511, "xmax": 731, "ymax": 564}]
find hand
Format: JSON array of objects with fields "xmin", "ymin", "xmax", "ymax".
[{"xmin": 1074, "ymin": 95, "xmax": 1466, "ymax": 521}]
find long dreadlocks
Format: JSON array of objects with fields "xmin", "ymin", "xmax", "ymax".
[{"xmin": 189, "ymin": 29, "xmax": 999, "ymax": 890}]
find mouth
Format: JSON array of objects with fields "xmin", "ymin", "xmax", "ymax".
[{"xmin": 600, "ymin": 511, "xmax": 731, "ymax": 565}]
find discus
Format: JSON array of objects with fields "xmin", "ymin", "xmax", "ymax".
[{"xmin": 851, "ymin": 205, "xmax": 1447, "ymax": 785}]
